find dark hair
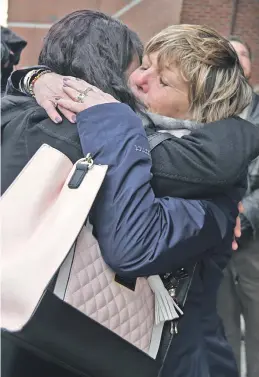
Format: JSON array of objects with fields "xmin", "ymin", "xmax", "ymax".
[
  {"xmin": 39, "ymin": 10, "xmax": 143, "ymax": 111},
  {"xmin": 228, "ymin": 35, "xmax": 252, "ymax": 60}
]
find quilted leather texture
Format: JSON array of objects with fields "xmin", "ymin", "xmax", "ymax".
[{"xmin": 64, "ymin": 224, "xmax": 155, "ymax": 353}]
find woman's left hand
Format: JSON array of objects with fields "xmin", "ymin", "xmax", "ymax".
[{"xmin": 56, "ymin": 77, "xmax": 118, "ymax": 113}]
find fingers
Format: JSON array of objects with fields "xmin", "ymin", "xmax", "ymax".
[
  {"xmin": 63, "ymin": 77, "xmax": 96, "ymax": 92},
  {"xmin": 62, "ymin": 86, "xmax": 81, "ymax": 102},
  {"xmin": 58, "ymin": 105, "xmax": 76, "ymax": 123},
  {"xmin": 56, "ymin": 98, "xmax": 83, "ymax": 113},
  {"xmin": 238, "ymin": 202, "xmax": 244, "ymax": 213},
  {"xmin": 234, "ymin": 216, "xmax": 241, "ymax": 238},
  {"xmin": 232, "ymin": 239, "xmax": 238, "ymax": 251},
  {"xmin": 41, "ymin": 100, "xmax": 62, "ymax": 124}
]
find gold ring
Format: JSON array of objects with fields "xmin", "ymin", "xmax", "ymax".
[{"xmin": 76, "ymin": 92, "xmax": 86, "ymax": 103}]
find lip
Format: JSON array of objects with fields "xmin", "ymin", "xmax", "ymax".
[{"xmin": 131, "ymin": 85, "xmax": 145, "ymax": 102}]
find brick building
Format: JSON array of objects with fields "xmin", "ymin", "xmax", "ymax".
[{"xmin": 5, "ymin": 0, "xmax": 259, "ymax": 84}]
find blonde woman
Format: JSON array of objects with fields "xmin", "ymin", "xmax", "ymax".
[{"xmin": 2, "ymin": 17, "xmax": 259, "ymax": 377}]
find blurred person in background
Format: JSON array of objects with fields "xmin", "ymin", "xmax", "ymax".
[
  {"xmin": 1, "ymin": 26, "xmax": 27, "ymax": 94},
  {"xmin": 218, "ymin": 36, "xmax": 259, "ymax": 377}
]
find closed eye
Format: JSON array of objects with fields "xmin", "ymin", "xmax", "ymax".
[{"xmin": 160, "ymin": 77, "xmax": 168, "ymax": 86}]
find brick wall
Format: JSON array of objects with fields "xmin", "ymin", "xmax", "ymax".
[
  {"xmin": 7, "ymin": 0, "xmax": 259, "ymax": 84},
  {"xmin": 7, "ymin": 0, "xmax": 183, "ymax": 68},
  {"xmin": 181, "ymin": 0, "xmax": 259, "ymax": 85}
]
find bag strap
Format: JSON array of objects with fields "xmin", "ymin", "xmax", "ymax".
[
  {"xmin": 148, "ymin": 132, "xmax": 172, "ymax": 152},
  {"xmin": 181, "ymin": 262, "xmax": 197, "ymax": 307},
  {"xmin": 54, "ymin": 241, "xmax": 77, "ymax": 300}
]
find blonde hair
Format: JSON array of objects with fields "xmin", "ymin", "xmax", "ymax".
[{"xmin": 145, "ymin": 25, "xmax": 252, "ymax": 123}]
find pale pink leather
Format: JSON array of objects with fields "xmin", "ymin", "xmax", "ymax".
[
  {"xmin": 1, "ymin": 145, "xmax": 107, "ymax": 332},
  {"xmin": 1, "ymin": 144, "xmax": 156, "ymax": 355},
  {"xmin": 64, "ymin": 224, "xmax": 155, "ymax": 353}
]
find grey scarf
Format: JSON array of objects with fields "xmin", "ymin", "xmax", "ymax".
[{"xmin": 141, "ymin": 111, "xmax": 203, "ymax": 138}]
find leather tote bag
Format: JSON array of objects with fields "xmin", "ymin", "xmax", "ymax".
[{"xmin": 1, "ymin": 144, "xmax": 160, "ymax": 377}]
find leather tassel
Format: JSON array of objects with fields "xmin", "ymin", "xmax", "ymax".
[{"xmin": 147, "ymin": 275, "xmax": 183, "ymax": 325}]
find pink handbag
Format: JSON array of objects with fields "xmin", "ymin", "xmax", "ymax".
[
  {"xmin": 2, "ymin": 144, "xmax": 173, "ymax": 354},
  {"xmin": 1, "ymin": 143, "xmax": 188, "ymax": 377},
  {"xmin": 1, "ymin": 144, "xmax": 108, "ymax": 333}
]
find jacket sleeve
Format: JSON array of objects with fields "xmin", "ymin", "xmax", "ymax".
[
  {"xmin": 77, "ymin": 103, "xmax": 239, "ymax": 278},
  {"xmin": 148, "ymin": 117, "xmax": 259, "ymax": 199},
  {"xmin": 242, "ymin": 157, "xmax": 259, "ymax": 237},
  {"xmin": 5, "ymin": 66, "xmax": 48, "ymax": 96}
]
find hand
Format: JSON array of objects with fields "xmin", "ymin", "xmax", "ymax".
[
  {"xmin": 56, "ymin": 77, "xmax": 118, "ymax": 113},
  {"xmin": 232, "ymin": 202, "xmax": 244, "ymax": 250},
  {"xmin": 33, "ymin": 72, "xmax": 76, "ymax": 124}
]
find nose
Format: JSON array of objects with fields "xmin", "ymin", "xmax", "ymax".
[{"xmin": 134, "ymin": 70, "xmax": 150, "ymax": 93}]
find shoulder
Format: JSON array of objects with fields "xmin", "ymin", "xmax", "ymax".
[{"xmin": 2, "ymin": 95, "xmax": 83, "ymax": 163}]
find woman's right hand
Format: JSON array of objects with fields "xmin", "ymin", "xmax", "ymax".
[{"xmin": 33, "ymin": 72, "xmax": 76, "ymax": 124}]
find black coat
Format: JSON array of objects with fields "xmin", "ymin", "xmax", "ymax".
[{"xmin": 239, "ymin": 93, "xmax": 259, "ymax": 243}]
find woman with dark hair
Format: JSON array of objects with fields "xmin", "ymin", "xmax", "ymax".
[
  {"xmin": 1, "ymin": 10, "xmax": 143, "ymax": 194},
  {"xmin": 2, "ymin": 10, "xmax": 259, "ymax": 377}
]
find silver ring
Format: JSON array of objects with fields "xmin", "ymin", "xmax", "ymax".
[
  {"xmin": 77, "ymin": 92, "xmax": 86, "ymax": 103},
  {"xmin": 83, "ymin": 87, "xmax": 94, "ymax": 96}
]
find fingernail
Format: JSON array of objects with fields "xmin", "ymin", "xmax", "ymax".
[
  {"xmin": 63, "ymin": 77, "xmax": 70, "ymax": 81},
  {"xmin": 71, "ymin": 115, "xmax": 76, "ymax": 123},
  {"xmin": 55, "ymin": 117, "xmax": 62, "ymax": 124}
]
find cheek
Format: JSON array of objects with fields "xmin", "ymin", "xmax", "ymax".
[
  {"xmin": 155, "ymin": 91, "xmax": 189, "ymax": 118},
  {"xmin": 147, "ymin": 89, "xmax": 171, "ymax": 114}
]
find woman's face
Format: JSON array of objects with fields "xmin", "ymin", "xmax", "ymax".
[{"xmin": 129, "ymin": 53, "xmax": 190, "ymax": 118}]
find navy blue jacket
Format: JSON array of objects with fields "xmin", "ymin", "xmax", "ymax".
[{"xmin": 77, "ymin": 103, "xmax": 240, "ymax": 377}]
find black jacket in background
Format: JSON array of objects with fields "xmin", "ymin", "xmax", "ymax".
[
  {"xmin": 239, "ymin": 93, "xmax": 259, "ymax": 242},
  {"xmin": 1, "ymin": 27, "xmax": 27, "ymax": 94}
]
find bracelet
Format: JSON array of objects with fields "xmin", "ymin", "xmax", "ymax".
[
  {"xmin": 28, "ymin": 69, "xmax": 52, "ymax": 97},
  {"xmin": 22, "ymin": 69, "xmax": 39, "ymax": 95}
]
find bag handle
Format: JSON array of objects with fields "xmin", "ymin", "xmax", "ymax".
[{"xmin": 148, "ymin": 132, "xmax": 172, "ymax": 152}]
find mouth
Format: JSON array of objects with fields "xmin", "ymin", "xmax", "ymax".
[{"xmin": 131, "ymin": 85, "xmax": 145, "ymax": 101}]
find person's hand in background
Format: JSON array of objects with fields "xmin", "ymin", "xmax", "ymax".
[{"xmin": 232, "ymin": 202, "xmax": 244, "ymax": 250}]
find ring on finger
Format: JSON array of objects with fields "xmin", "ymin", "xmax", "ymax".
[
  {"xmin": 83, "ymin": 87, "xmax": 94, "ymax": 96},
  {"xmin": 76, "ymin": 92, "xmax": 86, "ymax": 103}
]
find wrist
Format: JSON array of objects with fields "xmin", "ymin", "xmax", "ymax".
[{"xmin": 22, "ymin": 68, "xmax": 51, "ymax": 96}]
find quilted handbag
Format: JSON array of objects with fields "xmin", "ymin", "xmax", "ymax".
[
  {"xmin": 0, "ymin": 144, "xmax": 158, "ymax": 377},
  {"xmin": 1, "ymin": 139, "xmax": 196, "ymax": 377}
]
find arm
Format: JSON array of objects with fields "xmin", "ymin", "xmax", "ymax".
[
  {"xmin": 8, "ymin": 70, "xmax": 259, "ymax": 190},
  {"xmin": 148, "ymin": 117, "xmax": 259, "ymax": 198},
  {"xmin": 6, "ymin": 67, "xmax": 75, "ymax": 124},
  {"xmin": 76, "ymin": 103, "xmax": 239, "ymax": 277},
  {"xmin": 240, "ymin": 157, "xmax": 259, "ymax": 240},
  {"xmin": 6, "ymin": 66, "xmax": 48, "ymax": 95}
]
